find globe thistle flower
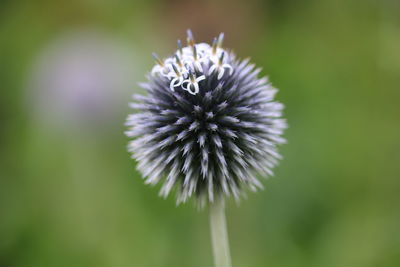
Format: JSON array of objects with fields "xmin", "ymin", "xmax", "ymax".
[{"xmin": 125, "ymin": 30, "xmax": 287, "ymax": 205}]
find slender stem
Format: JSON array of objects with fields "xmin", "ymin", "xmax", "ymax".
[{"xmin": 209, "ymin": 198, "xmax": 232, "ymax": 267}]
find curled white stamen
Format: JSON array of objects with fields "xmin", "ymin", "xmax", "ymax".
[
  {"xmin": 209, "ymin": 63, "xmax": 233, "ymax": 80},
  {"xmin": 170, "ymin": 77, "xmax": 184, "ymax": 91},
  {"xmin": 209, "ymin": 52, "xmax": 233, "ymax": 79},
  {"xmin": 182, "ymin": 74, "xmax": 205, "ymax": 95},
  {"xmin": 168, "ymin": 64, "xmax": 185, "ymax": 91}
]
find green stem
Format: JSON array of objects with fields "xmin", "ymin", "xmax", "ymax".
[{"xmin": 209, "ymin": 198, "xmax": 232, "ymax": 267}]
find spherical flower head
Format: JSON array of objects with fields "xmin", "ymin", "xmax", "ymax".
[{"xmin": 126, "ymin": 30, "xmax": 287, "ymax": 205}]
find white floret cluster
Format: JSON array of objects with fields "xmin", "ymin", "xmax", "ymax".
[{"xmin": 151, "ymin": 31, "xmax": 233, "ymax": 95}]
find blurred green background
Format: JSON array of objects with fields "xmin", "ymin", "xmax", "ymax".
[{"xmin": 1, "ymin": 0, "xmax": 400, "ymax": 266}]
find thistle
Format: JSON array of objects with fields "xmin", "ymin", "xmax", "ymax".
[{"xmin": 125, "ymin": 30, "xmax": 286, "ymax": 267}]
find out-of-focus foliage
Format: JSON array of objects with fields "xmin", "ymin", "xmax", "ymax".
[{"xmin": 1, "ymin": 0, "xmax": 399, "ymax": 267}]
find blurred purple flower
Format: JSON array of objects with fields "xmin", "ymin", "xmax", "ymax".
[{"xmin": 27, "ymin": 30, "xmax": 141, "ymax": 133}]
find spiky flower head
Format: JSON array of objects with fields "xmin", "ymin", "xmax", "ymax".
[{"xmin": 126, "ymin": 30, "xmax": 287, "ymax": 205}]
